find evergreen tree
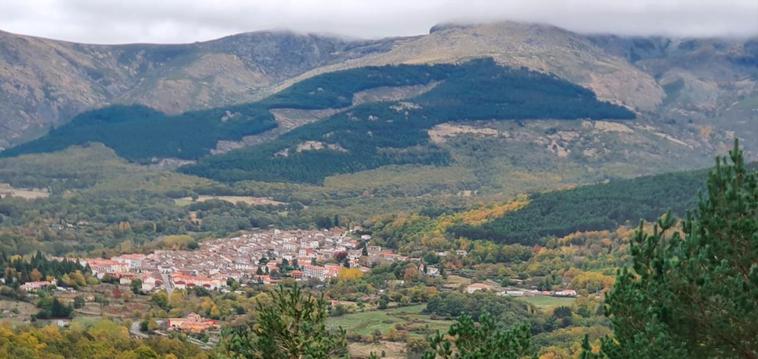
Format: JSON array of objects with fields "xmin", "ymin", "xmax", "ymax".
[
  {"xmin": 593, "ymin": 141, "xmax": 758, "ymax": 358},
  {"xmin": 580, "ymin": 335, "xmax": 600, "ymax": 359},
  {"xmin": 130, "ymin": 279, "xmax": 143, "ymax": 294},
  {"xmin": 423, "ymin": 312, "xmax": 530, "ymax": 359},
  {"xmin": 218, "ymin": 284, "xmax": 347, "ymax": 358}
]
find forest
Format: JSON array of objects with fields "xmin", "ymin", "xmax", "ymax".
[
  {"xmin": 182, "ymin": 58, "xmax": 634, "ymax": 183},
  {"xmin": 447, "ymin": 169, "xmax": 707, "ymax": 244},
  {"xmin": 0, "ymin": 251, "xmax": 88, "ymax": 287},
  {"xmin": 0, "ymin": 190, "xmax": 305, "ymax": 256},
  {"xmin": 3, "ymin": 58, "xmax": 633, "ymax": 184},
  {"xmin": 424, "ymin": 291, "xmax": 534, "ymax": 326},
  {"xmin": 0, "ymin": 105, "xmax": 276, "ymax": 161},
  {"xmin": 0, "ymin": 61, "xmax": 456, "ymax": 162},
  {"xmin": 0, "ymin": 319, "xmax": 208, "ymax": 358}
]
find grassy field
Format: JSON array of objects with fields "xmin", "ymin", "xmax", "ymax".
[
  {"xmin": 328, "ymin": 304, "xmax": 452, "ymax": 337},
  {"xmin": 516, "ymin": 296, "xmax": 576, "ymax": 311}
]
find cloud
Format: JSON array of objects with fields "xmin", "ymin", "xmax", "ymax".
[{"xmin": 0, "ymin": 0, "xmax": 756, "ymax": 44}]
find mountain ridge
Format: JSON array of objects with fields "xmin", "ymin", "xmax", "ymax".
[
  {"xmin": 0, "ymin": 28, "xmax": 393, "ymax": 149},
  {"xmin": 1, "ymin": 20, "xmax": 756, "ymax": 162}
]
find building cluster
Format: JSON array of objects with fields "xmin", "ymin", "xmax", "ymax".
[
  {"xmin": 20, "ymin": 280, "xmax": 56, "ymax": 292},
  {"xmin": 79, "ymin": 229, "xmax": 400, "ymax": 293},
  {"xmin": 167, "ymin": 312, "xmax": 219, "ymax": 333},
  {"xmin": 465, "ymin": 282, "xmax": 577, "ymax": 297}
]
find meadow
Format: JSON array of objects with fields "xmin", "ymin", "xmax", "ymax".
[{"xmin": 327, "ymin": 304, "xmax": 452, "ymax": 337}]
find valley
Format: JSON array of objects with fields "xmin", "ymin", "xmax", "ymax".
[{"xmin": 0, "ymin": 17, "xmax": 755, "ymax": 359}]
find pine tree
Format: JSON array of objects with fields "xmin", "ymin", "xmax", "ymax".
[
  {"xmin": 423, "ymin": 312, "xmax": 530, "ymax": 359},
  {"xmin": 218, "ymin": 284, "xmax": 347, "ymax": 358},
  {"xmin": 593, "ymin": 140, "xmax": 758, "ymax": 358},
  {"xmin": 580, "ymin": 335, "xmax": 600, "ymax": 359}
]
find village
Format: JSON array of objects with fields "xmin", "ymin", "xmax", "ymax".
[
  {"xmin": 80, "ymin": 228, "xmax": 395, "ymax": 291},
  {"xmin": 14, "ymin": 228, "xmax": 577, "ymax": 336},
  {"xmin": 78, "ymin": 228, "xmax": 575, "ymax": 298}
]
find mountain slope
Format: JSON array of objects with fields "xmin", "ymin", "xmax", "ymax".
[
  {"xmin": 2, "ymin": 59, "xmax": 633, "ymax": 177},
  {"xmin": 181, "ymin": 58, "xmax": 634, "ymax": 183},
  {"xmin": 0, "ymin": 61, "xmax": 458, "ymax": 161},
  {"xmin": 369, "ymin": 166, "xmax": 711, "ymax": 249},
  {"xmin": 0, "ymin": 29, "xmax": 392, "ymax": 149},
  {"xmin": 1, "ymin": 21, "xmax": 755, "ymax": 210},
  {"xmin": 279, "ymin": 22, "xmax": 665, "ymax": 112},
  {"xmin": 588, "ymin": 35, "xmax": 758, "ymax": 150},
  {"xmin": 3, "ymin": 21, "xmax": 755, "ymax": 155},
  {"xmin": 447, "ymin": 169, "xmax": 707, "ymax": 244}
]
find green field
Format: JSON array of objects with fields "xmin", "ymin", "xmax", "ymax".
[
  {"xmin": 328, "ymin": 304, "xmax": 452, "ymax": 337},
  {"xmin": 516, "ymin": 296, "xmax": 576, "ymax": 311}
]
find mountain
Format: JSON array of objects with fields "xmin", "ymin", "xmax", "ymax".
[
  {"xmin": 4, "ymin": 21, "xmax": 756, "ymax": 153},
  {"xmin": 0, "ymin": 29, "xmax": 392, "ymax": 149},
  {"xmin": 0, "ymin": 20, "xmax": 756, "ymax": 258},
  {"xmin": 591, "ymin": 35, "xmax": 758, "ymax": 146},
  {"xmin": 281, "ymin": 22, "xmax": 665, "ymax": 112},
  {"xmin": 180, "ymin": 58, "xmax": 634, "ymax": 183},
  {"xmin": 4, "ymin": 59, "xmax": 634, "ymax": 179},
  {"xmin": 0, "ymin": 21, "xmax": 756, "ymax": 210}
]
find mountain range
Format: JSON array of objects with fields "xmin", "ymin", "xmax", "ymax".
[
  {"xmin": 0, "ymin": 21, "xmax": 756, "ymax": 207},
  {"xmin": 1, "ymin": 22, "xmax": 755, "ymax": 147}
]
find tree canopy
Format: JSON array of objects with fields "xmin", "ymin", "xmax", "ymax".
[
  {"xmin": 591, "ymin": 140, "xmax": 758, "ymax": 358},
  {"xmin": 424, "ymin": 312, "xmax": 531, "ymax": 359},
  {"xmin": 219, "ymin": 284, "xmax": 347, "ymax": 358}
]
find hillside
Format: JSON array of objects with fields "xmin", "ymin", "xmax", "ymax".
[
  {"xmin": 370, "ymin": 166, "xmax": 711, "ymax": 251},
  {"xmin": 0, "ymin": 29, "xmax": 392, "ymax": 149},
  {"xmin": 0, "ymin": 143, "xmax": 214, "ymax": 193},
  {"xmin": 588, "ymin": 35, "xmax": 758, "ymax": 150},
  {"xmin": 3, "ymin": 21, "xmax": 755, "ymax": 156},
  {"xmin": 0, "ymin": 21, "xmax": 755, "ymax": 223},
  {"xmin": 1, "ymin": 61, "xmax": 458, "ymax": 161},
  {"xmin": 3, "ymin": 59, "xmax": 632, "ymax": 170},
  {"xmin": 447, "ymin": 170, "xmax": 707, "ymax": 244},
  {"xmin": 282, "ymin": 22, "xmax": 665, "ymax": 112},
  {"xmin": 0, "ymin": 104, "xmax": 277, "ymax": 161},
  {"xmin": 181, "ymin": 58, "xmax": 634, "ymax": 183}
]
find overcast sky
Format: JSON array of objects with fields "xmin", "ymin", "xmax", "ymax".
[{"xmin": 1, "ymin": 0, "xmax": 757, "ymax": 44}]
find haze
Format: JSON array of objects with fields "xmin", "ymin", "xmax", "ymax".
[{"xmin": 1, "ymin": 0, "xmax": 757, "ymax": 44}]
